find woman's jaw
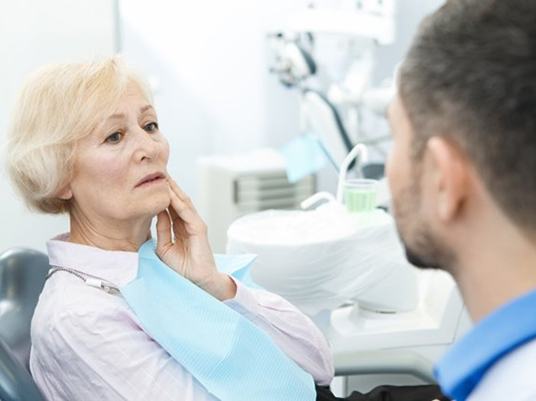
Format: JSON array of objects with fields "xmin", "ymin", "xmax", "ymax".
[{"xmin": 67, "ymin": 192, "xmax": 171, "ymax": 252}]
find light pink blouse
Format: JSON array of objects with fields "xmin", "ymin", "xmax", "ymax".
[{"xmin": 29, "ymin": 234, "xmax": 334, "ymax": 401}]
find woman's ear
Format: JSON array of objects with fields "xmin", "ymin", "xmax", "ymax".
[{"xmin": 57, "ymin": 185, "xmax": 73, "ymax": 200}]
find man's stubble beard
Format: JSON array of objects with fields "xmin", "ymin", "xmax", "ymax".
[{"xmin": 392, "ymin": 177, "xmax": 456, "ymax": 273}]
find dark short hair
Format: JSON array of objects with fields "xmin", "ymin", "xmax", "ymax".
[{"xmin": 399, "ymin": 0, "xmax": 536, "ymax": 231}]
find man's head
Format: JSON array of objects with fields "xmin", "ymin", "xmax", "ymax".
[{"xmin": 387, "ymin": 0, "xmax": 536, "ymax": 274}]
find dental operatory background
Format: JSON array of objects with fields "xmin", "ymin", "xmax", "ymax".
[{"xmin": 1, "ymin": 0, "xmax": 469, "ymax": 396}]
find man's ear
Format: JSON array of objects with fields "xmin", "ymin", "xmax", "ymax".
[
  {"xmin": 425, "ymin": 136, "xmax": 469, "ymax": 223},
  {"xmin": 57, "ymin": 185, "xmax": 73, "ymax": 200}
]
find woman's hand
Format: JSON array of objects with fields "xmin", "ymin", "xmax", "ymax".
[{"xmin": 155, "ymin": 176, "xmax": 236, "ymax": 301}]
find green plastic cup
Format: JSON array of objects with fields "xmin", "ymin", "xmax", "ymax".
[{"xmin": 343, "ymin": 179, "xmax": 378, "ymax": 213}]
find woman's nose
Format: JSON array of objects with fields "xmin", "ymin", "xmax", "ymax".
[{"xmin": 133, "ymin": 127, "xmax": 160, "ymax": 162}]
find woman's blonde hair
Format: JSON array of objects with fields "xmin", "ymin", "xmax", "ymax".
[{"xmin": 6, "ymin": 56, "xmax": 153, "ymax": 214}]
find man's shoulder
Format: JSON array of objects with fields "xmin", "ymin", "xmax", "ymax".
[{"xmin": 469, "ymin": 338, "xmax": 536, "ymax": 401}]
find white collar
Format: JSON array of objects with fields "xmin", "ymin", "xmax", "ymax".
[{"xmin": 47, "ymin": 233, "xmax": 139, "ymax": 288}]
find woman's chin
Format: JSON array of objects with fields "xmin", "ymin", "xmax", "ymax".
[
  {"xmin": 152, "ymin": 204, "xmax": 169, "ymax": 216},
  {"xmin": 140, "ymin": 194, "xmax": 171, "ymax": 217}
]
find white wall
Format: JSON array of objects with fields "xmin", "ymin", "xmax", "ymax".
[
  {"xmin": 373, "ymin": 0, "xmax": 445, "ymax": 83},
  {"xmin": 0, "ymin": 0, "xmax": 116, "ymax": 252},
  {"xmin": 119, "ymin": 0, "xmax": 304, "ymax": 202}
]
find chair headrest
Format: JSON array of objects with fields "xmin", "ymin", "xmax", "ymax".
[{"xmin": 0, "ymin": 248, "xmax": 49, "ymax": 369}]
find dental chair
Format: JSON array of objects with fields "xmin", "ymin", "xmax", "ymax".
[{"xmin": 0, "ymin": 248, "xmax": 49, "ymax": 401}]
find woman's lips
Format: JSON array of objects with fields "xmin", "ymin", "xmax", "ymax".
[
  {"xmin": 137, "ymin": 177, "xmax": 164, "ymax": 187},
  {"xmin": 135, "ymin": 173, "xmax": 166, "ymax": 188}
]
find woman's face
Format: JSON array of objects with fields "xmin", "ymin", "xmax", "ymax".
[{"xmin": 63, "ymin": 84, "xmax": 170, "ymax": 223}]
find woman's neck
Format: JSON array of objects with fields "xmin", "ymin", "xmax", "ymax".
[{"xmin": 68, "ymin": 209, "xmax": 152, "ymax": 252}]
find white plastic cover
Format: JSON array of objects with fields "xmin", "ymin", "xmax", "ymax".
[{"xmin": 226, "ymin": 204, "xmax": 415, "ymax": 316}]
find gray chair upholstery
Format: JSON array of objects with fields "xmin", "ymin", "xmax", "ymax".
[
  {"xmin": 0, "ymin": 248, "xmax": 49, "ymax": 401},
  {"xmin": 0, "ymin": 338, "xmax": 45, "ymax": 401}
]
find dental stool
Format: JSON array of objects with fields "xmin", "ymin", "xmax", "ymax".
[{"xmin": 0, "ymin": 248, "xmax": 49, "ymax": 401}]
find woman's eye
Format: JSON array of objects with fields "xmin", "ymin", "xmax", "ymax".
[
  {"xmin": 105, "ymin": 132, "xmax": 123, "ymax": 144},
  {"xmin": 144, "ymin": 122, "xmax": 159, "ymax": 132}
]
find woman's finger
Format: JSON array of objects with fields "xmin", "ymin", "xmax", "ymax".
[
  {"xmin": 168, "ymin": 186, "xmax": 206, "ymax": 235},
  {"xmin": 168, "ymin": 203, "xmax": 188, "ymax": 240},
  {"xmin": 166, "ymin": 177, "xmax": 205, "ymax": 224},
  {"xmin": 169, "ymin": 189, "xmax": 200, "ymax": 229},
  {"xmin": 168, "ymin": 186, "xmax": 193, "ymax": 221},
  {"xmin": 167, "ymin": 175, "xmax": 193, "ymax": 206},
  {"xmin": 155, "ymin": 210, "xmax": 172, "ymax": 252}
]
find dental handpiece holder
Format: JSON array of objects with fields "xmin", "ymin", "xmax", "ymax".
[{"xmin": 337, "ymin": 144, "xmax": 377, "ymax": 214}]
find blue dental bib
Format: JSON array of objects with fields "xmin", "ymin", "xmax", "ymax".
[{"xmin": 120, "ymin": 240, "xmax": 316, "ymax": 401}]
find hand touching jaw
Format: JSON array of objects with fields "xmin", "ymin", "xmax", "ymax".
[{"xmin": 155, "ymin": 176, "xmax": 237, "ymax": 301}]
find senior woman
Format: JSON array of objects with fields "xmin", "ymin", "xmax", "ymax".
[{"xmin": 6, "ymin": 57, "xmax": 334, "ymax": 401}]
